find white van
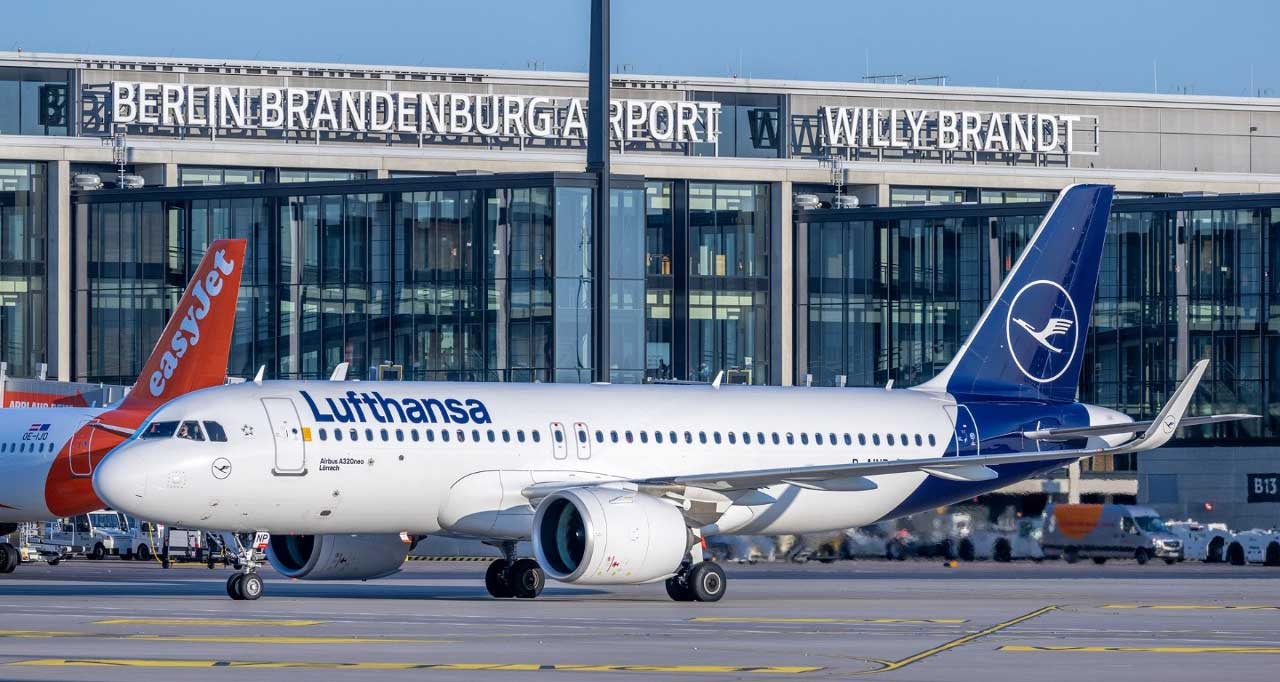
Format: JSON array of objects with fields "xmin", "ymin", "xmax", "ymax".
[{"xmin": 1041, "ymin": 504, "xmax": 1183, "ymax": 565}]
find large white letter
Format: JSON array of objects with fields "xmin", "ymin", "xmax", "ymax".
[
  {"xmin": 314, "ymin": 90, "xmax": 338, "ymax": 130},
  {"xmin": 563, "ymin": 98, "xmax": 586, "ymax": 138},
  {"xmin": 394, "ymin": 91, "xmax": 416, "ymax": 133},
  {"xmin": 112, "ymin": 82, "xmax": 139, "ymax": 124},
  {"xmin": 650, "ymin": 101, "xmax": 674, "ymax": 142},
  {"xmin": 937, "ymin": 111, "xmax": 959, "ymax": 149},
  {"xmin": 260, "ymin": 88, "xmax": 284, "ymax": 128},
  {"xmin": 285, "ymin": 88, "xmax": 311, "ymax": 129},
  {"xmin": 136, "ymin": 83, "xmax": 161, "ymax": 125},
  {"xmin": 447, "ymin": 94, "xmax": 474, "ymax": 134},
  {"xmin": 340, "ymin": 90, "xmax": 367, "ymax": 131},
  {"xmin": 369, "ymin": 91, "xmax": 394, "ymax": 132},
  {"xmin": 528, "ymin": 96, "xmax": 555, "ymax": 137},
  {"xmin": 1036, "ymin": 114, "xmax": 1060, "ymax": 152},
  {"xmin": 905, "ymin": 109, "xmax": 926, "ymax": 148},
  {"xmin": 960, "ymin": 111, "xmax": 982, "ymax": 151}
]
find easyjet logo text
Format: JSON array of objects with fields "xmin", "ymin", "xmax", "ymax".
[{"xmin": 149, "ymin": 248, "xmax": 237, "ymax": 397}]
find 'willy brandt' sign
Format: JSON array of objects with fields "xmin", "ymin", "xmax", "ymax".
[
  {"xmin": 818, "ymin": 106, "xmax": 1087, "ymax": 155},
  {"xmin": 109, "ymin": 81, "xmax": 721, "ymax": 144}
]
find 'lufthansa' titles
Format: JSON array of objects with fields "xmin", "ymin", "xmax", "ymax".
[{"xmin": 301, "ymin": 390, "xmax": 492, "ymax": 425}]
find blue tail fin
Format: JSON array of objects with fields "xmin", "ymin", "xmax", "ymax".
[{"xmin": 918, "ymin": 184, "xmax": 1114, "ymax": 403}]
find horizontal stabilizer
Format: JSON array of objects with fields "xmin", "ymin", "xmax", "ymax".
[
  {"xmin": 1025, "ymin": 413, "xmax": 1259, "ymax": 441},
  {"xmin": 919, "ymin": 465, "xmax": 999, "ymax": 482}
]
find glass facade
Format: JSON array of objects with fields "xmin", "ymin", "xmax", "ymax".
[
  {"xmin": 75, "ymin": 174, "xmax": 643, "ymax": 385},
  {"xmin": 0, "ymin": 67, "xmax": 70, "ymax": 137},
  {"xmin": 643, "ymin": 180, "xmax": 772, "ymax": 384},
  {"xmin": 179, "ymin": 167, "xmax": 265, "ymax": 186},
  {"xmin": 0, "ymin": 162, "xmax": 47, "ymax": 377},
  {"xmin": 799, "ymin": 195, "xmax": 1280, "ymax": 454}
]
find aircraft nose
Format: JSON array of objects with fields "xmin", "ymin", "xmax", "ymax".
[{"xmin": 93, "ymin": 450, "xmax": 147, "ymax": 512}]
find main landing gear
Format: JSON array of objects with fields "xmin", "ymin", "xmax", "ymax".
[
  {"xmin": 484, "ymin": 540, "xmax": 545, "ymax": 599},
  {"xmin": 664, "ymin": 561, "xmax": 726, "ymax": 602},
  {"xmin": 225, "ymin": 532, "xmax": 269, "ymax": 601}
]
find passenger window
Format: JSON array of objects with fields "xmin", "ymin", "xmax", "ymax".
[
  {"xmin": 800, "ymin": 433, "xmax": 809, "ymax": 445},
  {"xmin": 396, "ymin": 429, "xmax": 404, "ymax": 442},
  {"xmin": 655, "ymin": 431, "xmax": 664, "ymax": 444},
  {"xmin": 900, "ymin": 433, "xmax": 909, "ymax": 447},
  {"xmin": 176, "ymin": 421, "xmax": 205, "ymax": 441},
  {"xmin": 503, "ymin": 430, "xmax": 511, "ymax": 443},
  {"xmin": 203, "ymin": 422, "xmax": 228, "ymax": 442},
  {"xmin": 684, "ymin": 431, "xmax": 693, "ymax": 444},
  {"xmin": 516, "ymin": 430, "xmax": 525, "ymax": 443},
  {"xmin": 786, "ymin": 433, "xmax": 795, "ymax": 445},
  {"xmin": 829, "ymin": 433, "xmax": 837, "ymax": 446},
  {"xmin": 487, "ymin": 430, "xmax": 496, "ymax": 443},
  {"xmin": 928, "ymin": 434, "xmax": 936, "ymax": 447},
  {"xmin": 639, "ymin": 431, "xmax": 648, "ymax": 444},
  {"xmin": 595, "ymin": 430, "xmax": 604, "ymax": 443},
  {"xmin": 669, "ymin": 431, "xmax": 678, "ymax": 444},
  {"xmin": 457, "ymin": 429, "xmax": 466, "ymax": 442},
  {"xmin": 712, "ymin": 432, "xmax": 721, "ymax": 445},
  {"xmin": 772, "ymin": 433, "xmax": 780, "ymax": 445},
  {"xmin": 472, "ymin": 429, "xmax": 480, "ymax": 442},
  {"xmin": 858, "ymin": 434, "xmax": 866, "ymax": 446},
  {"xmin": 887, "ymin": 434, "xmax": 895, "ymax": 446},
  {"xmin": 757, "ymin": 432, "xmax": 766, "ymax": 444},
  {"xmin": 532, "ymin": 431, "xmax": 541, "ymax": 443},
  {"xmin": 625, "ymin": 431, "xmax": 634, "ymax": 444},
  {"xmin": 318, "ymin": 429, "xmax": 328, "ymax": 442},
  {"xmin": 555, "ymin": 430, "xmax": 565, "ymax": 443},
  {"xmin": 914, "ymin": 434, "xmax": 923, "ymax": 447},
  {"xmin": 872, "ymin": 434, "xmax": 881, "ymax": 446},
  {"xmin": 441, "ymin": 429, "xmax": 450, "ymax": 442},
  {"xmin": 844, "ymin": 433, "xmax": 852, "ymax": 446},
  {"xmin": 335, "ymin": 429, "xmax": 344, "ymax": 442},
  {"xmin": 742, "ymin": 432, "xmax": 751, "ymax": 445},
  {"xmin": 380, "ymin": 428, "xmax": 389, "ymax": 441},
  {"xmin": 698, "ymin": 432, "xmax": 707, "ymax": 444},
  {"xmin": 727, "ymin": 432, "xmax": 736, "ymax": 445},
  {"xmin": 814, "ymin": 433, "xmax": 823, "ymax": 445}
]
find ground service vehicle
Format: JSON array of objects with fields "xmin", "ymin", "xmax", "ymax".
[
  {"xmin": 96, "ymin": 185, "xmax": 1255, "ymax": 602},
  {"xmin": 1167, "ymin": 520, "xmax": 1233, "ymax": 563},
  {"xmin": 1225, "ymin": 529, "xmax": 1280, "ymax": 566},
  {"xmin": 1042, "ymin": 504, "xmax": 1184, "ymax": 565},
  {"xmin": 0, "ymin": 240, "xmax": 246, "ymax": 574}
]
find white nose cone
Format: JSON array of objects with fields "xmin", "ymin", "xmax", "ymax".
[{"xmin": 93, "ymin": 451, "xmax": 147, "ymax": 513}]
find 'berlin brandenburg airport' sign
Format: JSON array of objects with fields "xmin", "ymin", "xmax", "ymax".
[{"xmin": 108, "ymin": 81, "xmax": 1091, "ymax": 155}]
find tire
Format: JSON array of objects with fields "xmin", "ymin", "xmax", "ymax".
[
  {"xmin": 484, "ymin": 559, "xmax": 513, "ymax": 598},
  {"xmin": 47, "ymin": 558, "xmax": 61, "ymax": 566},
  {"xmin": 90, "ymin": 544, "xmax": 106, "ymax": 561},
  {"xmin": 958, "ymin": 539, "xmax": 976, "ymax": 562},
  {"xmin": 994, "ymin": 540, "xmax": 1012, "ymax": 563},
  {"xmin": 665, "ymin": 575, "xmax": 695, "ymax": 601},
  {"xmin": 1206, "ymin": 537, "xmax": 1225, "ymax": 563},
  {"xmin": 226, "ymin": 574, "xmax": 245, "ymax": 600},
  {"xmin": 1135, "ymin": 548, "xmax": 1150, "ymax": 565},
  {"xmin": 688, "ymin": 562, "xmax": 727, "ymax": 603},
  {"xmin": 1228, "ymin": 543, "xmax": 1246, "ymax": 566},
  {"xmin": 0, "ymin": 543, "xmax": 16, "ymax": 573},
  {"xmin": 1064, "ymin": 547, "xmax": 1080, "ymax": 564},
  {"xmin": 1265, "ymin": 543, "xmax": 1280, "ymax": 567},
  {"xmin": 136, "ymin": 545, "xmax": 152, "ymax": 562},
  {"xmin": 509, "ymin": 558, "xmax": 545, "ymax": 599},
  {"xmin": 1092, "ymin": 557, "xmax": 1107, "ymax": 565},
  {"xmin": 239, "ymin": 573, "xmax": 264, "ymax": 600}
]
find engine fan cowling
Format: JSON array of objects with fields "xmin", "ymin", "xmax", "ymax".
[
  {"xmin": 267, "ymin": 533, "xmax": 409, "ymax": 580},
  {"xmin": 533, "ymin": 486, "xmax": 690, "ymax": 585}
]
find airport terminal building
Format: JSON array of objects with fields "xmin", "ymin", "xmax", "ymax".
[{"xmin": 2, "ymin": 51, "xmax": 1280, "ymax": 528}]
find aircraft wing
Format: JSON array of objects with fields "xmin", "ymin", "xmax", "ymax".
[{"xmin": 525, "ymin": 360, "xmax": 1255, "ymax": 499}]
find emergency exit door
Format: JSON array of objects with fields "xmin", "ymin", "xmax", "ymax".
[{"xmin": 262, "ymin": 398, "xmax": 307, "ymax": 475}]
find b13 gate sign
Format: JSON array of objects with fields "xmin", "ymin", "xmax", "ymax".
[{"xmin": 1247, "ymin": 473, "xmax": 1280, "ymax": 503}]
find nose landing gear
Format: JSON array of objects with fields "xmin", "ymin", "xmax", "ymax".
[
  {"xmin": 225, "ymin": 531, "xmax": 269, "ymax": 601},
  {"xmin": 483, "ymin": 540, "xmax": 545, "ymax": 599}
]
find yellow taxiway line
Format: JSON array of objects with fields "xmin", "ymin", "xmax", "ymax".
[
  {"xmin": 1002, "ymin": 645, "xmax": 1280, "ymax": 655},
  {"xmin": 8, "ymin": 659, "xmax": 823, "ymax": 674},
  {"xmin": 854, "ymin": 605, "xmax": 1059, "ymax": 675},
  {"xmin": 92, "ymin": 618, "xmax": 326, "ymax": 627},
  {"xmin": 0, "ymin": 630, "xmax": 449, "ymax": 646}
]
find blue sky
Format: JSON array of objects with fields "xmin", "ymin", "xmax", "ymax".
[{"xmin": 3, "ymin": 0, "xmax": 1277, "ymax": 96}]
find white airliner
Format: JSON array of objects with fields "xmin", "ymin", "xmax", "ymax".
[
  {"xmin": 0, "ymin": 239, "xmax": 246, "ymax": 574},
  {"xmin": 94, "ymin": 185, "xmax": 1254, "ymax": 602}
]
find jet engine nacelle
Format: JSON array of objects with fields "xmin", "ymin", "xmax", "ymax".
[
  {"xmin": 267, "ymin": 533, "xmax": 409, "ymax": 580},
  {"xmin": 532, "ymin": 486, "xmax": 690, "ymax": 585}
]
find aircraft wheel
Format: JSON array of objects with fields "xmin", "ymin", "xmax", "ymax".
[
  {"xmin": 0, "ymin": 543, "xmax": 17, "ymax": 573},
  {"xmin": 665, "ymin": 574, "xmax": 695, "ymax": 601},
  {"xmin": 484, "ymin": 559, "xmax": 513, "ymax": 598},
  {"xmin": 509, "ymin": 558, "xmax": 545, "ymax": 599},
  {"xmin": 239, "ymin": 573, "xmax": 264, "ymax": 600},
  {"xmin": 688, "ymin": 562, "xmax": 727, "ymax": 602},
  {"xmin": 226, "ymin": 573, "xmax": 245, "ymax": 600}
]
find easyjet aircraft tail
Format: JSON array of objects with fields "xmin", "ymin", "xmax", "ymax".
[
  {"xmin": 917, "ymin": 184, "xmax": 1114, "ymax": 403},
  {"xmin": 41, "ymin": 238, "xmax": 246, "ymax": 516}
]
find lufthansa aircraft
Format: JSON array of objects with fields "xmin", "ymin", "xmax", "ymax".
[
  {"xmin": 0, "ymin": 239, "xmax": 246, "ymax": 574},
  {"xmin": 94, "ymin": 186, "xmax": 1253, "ymax": 602}
]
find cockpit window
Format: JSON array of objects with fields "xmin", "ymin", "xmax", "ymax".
[
  {"xmin": 203, "ymin": 421, "xmax": 228, "ymax": 443},
  {"xmin": 176, "ymin": 421, "xmax": 206, "ymax": 441},
  {"xmin": 142, "ymin": 421, "xmax": 180, "ymax": 439}
]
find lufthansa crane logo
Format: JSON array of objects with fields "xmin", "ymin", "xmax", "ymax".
[
  {"xmin": 211, "ymin": 457, "xmax": 233, "ymax": 480},
  {"xmin": 1005, "ymin": 280, "xmax": 1079, "ymax": 384}
]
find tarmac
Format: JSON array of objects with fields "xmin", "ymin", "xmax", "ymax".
[{"xmin": 1, "ymin": 558, "xmax": 1277, "ymax": 682}]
